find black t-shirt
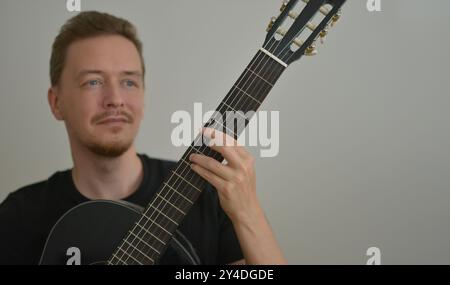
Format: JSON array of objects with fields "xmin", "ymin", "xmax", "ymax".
[{"xmin": 0, "ymin": 154, "xmax": 243, "ymax": 265}]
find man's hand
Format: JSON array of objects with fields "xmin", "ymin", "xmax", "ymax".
[
  {"xmin": 189, "ymin": 127, "xmax": 262, "ymax": 224},
  {"xmin": 189, "ymin": 127, "xmax": 287, "ymax": 265}
]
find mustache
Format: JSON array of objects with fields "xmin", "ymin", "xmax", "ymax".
[{"xmin": 93, "ymin": 110, "xmax": 134, "ymax": 124}]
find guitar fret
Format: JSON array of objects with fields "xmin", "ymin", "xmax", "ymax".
[
  {"xmin": 220, "ymin": 101, "xmax": 249, "ymax": 122},
  {"xmin": 163, "ymin": 182, "xmax": 194, "ymax": 204},
  {"xmin": 136, "ymin": 223, "xmax": 166, "ymax": 245},
  {"xmin": 214, "ymin": 119, "xmax": 236, "ymax": 139},
  {"xmin": 180, "ymin": 157, "xmax": 191, "ymax": 167},
  {"xmin": 245, "ymin": 67, "xmax": 274, "ymax": 86},
  {"xmin": 201, "ymin": 118, "xmax": 237, "ymax": 140},
  {"xmin": 116, "ymin": 246, "xmax": 144, "ymax": 265},
  {"xmin": 156, "ymin": 192, "xmax": 186, "ymax": 215},
  {"xmin": 122, "ymin": 239, "xmax": 155, "ymax": 263},
  {"xmin": 188, "ymin": 145, "xmax": 208, "ymax": 156},
  {"xmin": 233, "ymin": 84, "xmax": 262, "ymax": 104},
  {"xmin": 111, "ymin": 252, "xmax": 124, "ymax": 265},
  {"xmin": 171, "ymin": 170, "xmax": 202, "ymax": 193},
  {"xmin": 149, "ymin": 204, "xmax": 179, "ymax": 226},
  {"xmin": 129, "ymin": 231, "xmax": 161, "ymax": 254},
  {"xmin": 147, "ymin": 217, "xmax": 171, "ymax": 235}
]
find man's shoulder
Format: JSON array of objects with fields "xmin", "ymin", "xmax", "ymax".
[
  {"xmin": 2, "ymin": 171, "xmax": 67, "ymax": 205},
  {"xmin": 0, "ymin": 179, "xmax": 50, "ymax": 219}
]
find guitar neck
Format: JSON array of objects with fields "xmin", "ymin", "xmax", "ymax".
[{"xmin": 108, "ymin": 49, "xmax": 287, "ymax": 265}]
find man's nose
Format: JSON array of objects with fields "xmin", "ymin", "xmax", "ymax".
[{"xmin": 103, "ymin": 82, "xmax": 124, "ymax": 108}]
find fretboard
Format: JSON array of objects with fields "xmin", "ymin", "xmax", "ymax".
[{"xmin": 108, "ymin": 49, "xmax": 286, "ymax": 265}]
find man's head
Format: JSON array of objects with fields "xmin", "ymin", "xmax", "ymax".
[{"xmin": 48, "ymin": 11, "xmax": 146, "ymax": 158}]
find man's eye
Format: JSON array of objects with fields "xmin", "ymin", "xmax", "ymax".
[
  {"xmin": 88, "ymin": 79, "xmax": 102, "ymax": 86},
  {"xmin": 123, "ymin": 80, "xmax": 137, "ymax": 87}
]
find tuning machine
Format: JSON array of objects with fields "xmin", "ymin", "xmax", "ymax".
[
  {"xmin": 280, "ymin": 1, "xmax": 289, "ymax": 12},
  {"xmin": 266, "ymin": 16, "xmax": 277, "ymax": 32},
  {"xmin": 318, "ymin": 28, "xmax": 329, "ymax": 43},
  {"xmin": 301, "ymin": 0, "xmax": 331, "ymax": 16},
  {"xmin": 289, "ymin": 34, "xmax": 317, "ymax": 56},
  {"xmin": 331, "ymin": 9, "xmax": 342, "ymax": 27},
  {"xmin": 304, "ymin": 45, "xmax": 318, "ymax": 56},
  {"xmin": 275, "ymin": 28, "xmax": 287, "ymax": 38}
]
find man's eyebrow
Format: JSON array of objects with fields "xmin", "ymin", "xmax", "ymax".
[
  {"xmin": 75, "ymin": 70, "xmax": 143, "ymax": 80},
  {"xmin": 75, "ymin": 70, "xmax": 104, "ymax": 80},
  {"xmin": 120, "ymin": 70, "xmax": 143, "ymax": 77}
]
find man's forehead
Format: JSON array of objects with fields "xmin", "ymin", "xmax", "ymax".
[{"xmin": 64, "ymin": 35, "xmax": 143, "ymax": 75}]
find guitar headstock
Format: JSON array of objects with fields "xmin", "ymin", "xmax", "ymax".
[{"xmin": 263, "ymin": 0, "xmax": 346, "ymax": 66}]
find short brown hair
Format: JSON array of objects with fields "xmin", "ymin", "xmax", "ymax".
[{"xmin": 50, "ymin": 11, "xmax": 145, "ymax": 86}]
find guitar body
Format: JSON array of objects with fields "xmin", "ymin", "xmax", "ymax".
[{"xmin": 39, "ymin": 200, "xmax": 200, "ymax": 265}]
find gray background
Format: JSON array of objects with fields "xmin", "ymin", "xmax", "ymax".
[{"xmin": 1, "ymin": 0, "xmax": 449, "ymax": 264}]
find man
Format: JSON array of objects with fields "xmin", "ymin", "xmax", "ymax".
[{"xmin": 0, "ymin": 11, "xmax": 286, "ymax": 265}]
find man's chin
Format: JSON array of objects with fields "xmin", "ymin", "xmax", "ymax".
[{"xmin": 87, "ymin": 141, "xmax": 133, "ymax": 158}]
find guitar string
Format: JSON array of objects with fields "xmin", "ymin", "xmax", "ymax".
[
  {"xmin": 111, "ymin": 2, "xmax": 306, "ymax": 265},
  {"xmin": 111, "ymin": 14, "xmax": 291, "ymax": 265},
  {"xmin": 283, "ymin": 1, "xmax": 339, "ymax": 65},
  {"xmin": 110, "ymin": 2, "xmax": 302, "ymax": 264},
  {"xmin": 111, "ymin": 45, "xmax": 283, "ymax": 265},
  {"xmin": 110, "ymin": 39, "xmax": 284, "ymax": 265},
  {"xmin": 132, "ymin": 0, "xmax": 340, "ymax": 264}
]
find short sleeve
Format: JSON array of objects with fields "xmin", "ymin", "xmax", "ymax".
[{"xmin": 0, "ymin": 193, "xmax": 26, "ymax": 264}]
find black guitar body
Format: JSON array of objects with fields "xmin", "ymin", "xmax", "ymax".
[{"xmin": 39, "ymin": 200, "xmax": 200, "ymax": 265}]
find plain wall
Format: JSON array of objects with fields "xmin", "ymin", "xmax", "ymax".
[{"xmin": 0, "ymin": 0, "xmax": 449, "ymax": 264}]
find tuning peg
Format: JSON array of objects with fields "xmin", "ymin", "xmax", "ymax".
[
  {"xmin": 292, "ymin": 38, "xmax": 304, "ymax": 48},
  {"xmin": 319, "ymin": 28, "xmax": 328, "ymax": 44},
  {"xmin": 288, "ymin": 12, "xmax": 319, "ymax": 34},
  {"xmin": 331, "ymin": 10, "xmax": 342, "ymax": 27},
  {"xmin": 320, "ymin": 6, "xmax": 331, "ymax": 16},
  {"xmin": 266, "ymin": 16, "xmax": 277, "ymax": 32},
  {"xmin": 301, "ymin": 0, "xmax": 330, "ymax": 16},
  {"xmin": 304, "ymin": 45, "xmax": 317, "ymax": 56},
  {"xmin": 275, "ymin": 28, "xmax": 287, "ymax": 37},
  {"xmin": 287, "ymin": 11, "xmax": 298, "ymax": 19},
  {"xmin": 289, "ymin": 12, "xmax": 316, "ymax": 30},
  {"xmin": 280, "ymin": 1, "xmax": 289, "ymax": 12},
  {"xmin": 306, "ymin": 22, "xmax": 317, "ymax": 32}
]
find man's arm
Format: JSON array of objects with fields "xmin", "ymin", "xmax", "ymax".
[
  {"xmin": 190, "ymin": 128, "xmax": 287, "ymax": 265},
  {"xmin": 228, "ymin": 259, "xmax": 246, "ymax": 265}
]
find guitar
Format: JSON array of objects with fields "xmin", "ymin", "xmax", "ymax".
[{"xmin": 40, "ymin": 0, "xmax": 347, "ymax": 265}]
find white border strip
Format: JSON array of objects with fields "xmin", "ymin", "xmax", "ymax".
[{"xmin": 260, "ymin": 48, "xmax": 288, "ymax": 68}]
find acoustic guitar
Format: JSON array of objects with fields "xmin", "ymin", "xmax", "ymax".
[{"xmin": 40, "ymin": 0, "xmax": 347, "ymax": 265}]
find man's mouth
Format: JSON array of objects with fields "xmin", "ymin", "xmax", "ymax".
[{"xmin": 97, "ymin": 116, "xmax": 129, "ymax": 125}]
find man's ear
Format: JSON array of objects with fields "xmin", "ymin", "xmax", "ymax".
[{"xmin": 48, "ymin": 86, "xmax": 64, "ymax": 121}]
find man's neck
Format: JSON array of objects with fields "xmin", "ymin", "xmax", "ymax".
[{"xmin": 71, "ymin": 145, "xmax": 144, "ymax": 200}]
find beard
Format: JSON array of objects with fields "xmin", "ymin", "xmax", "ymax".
[
  {"xmin": 87, "ymin": 109, "xmax": 137, "ymax": 157},
  {"xmin": 67, "ymin": 108, "xmax": 139, "ymax": 158},
  {"xmin": 84, "ymin": 135, "xmax": 134, "ymax": 158}
]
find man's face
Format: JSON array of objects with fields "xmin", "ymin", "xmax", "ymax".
[{"xmin": 51, "ymin": 35, "xmax": 145, "ymax": 157}]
